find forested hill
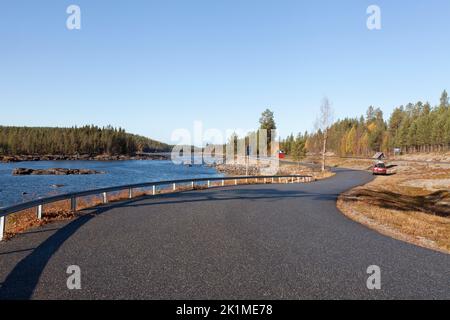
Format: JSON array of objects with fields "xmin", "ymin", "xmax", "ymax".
[
  {"xmin": 0, "ymin": 125, "xmax": 172, "ymax": 155},
  {"xmin": 306, "ymin": 90, "xmax": 450, "ymax": 156}
]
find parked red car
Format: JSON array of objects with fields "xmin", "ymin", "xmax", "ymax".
[{"xmin": 372, "ymin": 162, "xmax": 387, "ymax": 175}]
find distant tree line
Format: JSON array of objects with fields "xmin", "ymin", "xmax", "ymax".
[
  {"xmin": 305, "ymin": 90, "xmax": 450, "ymax": 156},
  {"xmin": 0, "ymin": 125, "xmax": 171, "ymax": 155},
  {"xmin": 280, "ymin": 133, "xmax": 307, "ymax": 160}
]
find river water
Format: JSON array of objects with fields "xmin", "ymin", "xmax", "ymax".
[{"xmin": 0, "ymin": 160, "xmax": 222, "ymax": 208}]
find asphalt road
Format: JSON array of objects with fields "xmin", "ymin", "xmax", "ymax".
[{"xmin": 0, "ymin": 169, "xmax": 449, "ymax": 299}]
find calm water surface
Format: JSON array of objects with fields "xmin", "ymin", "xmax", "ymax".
[{"xmin": 0, "ymin": 160, "xmax": 222, "ymax": 208}]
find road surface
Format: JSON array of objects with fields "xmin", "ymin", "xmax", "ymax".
[{"xmin": 0, "ymin": 168, "xmax": 449, "ymax": 299}]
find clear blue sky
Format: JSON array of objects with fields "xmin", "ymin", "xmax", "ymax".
[{"xmin": 1, "ymin": 0, "xmax": 449, "ymax": 144}]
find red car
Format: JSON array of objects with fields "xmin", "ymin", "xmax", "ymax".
[{"xmin": 372, "ymin": 162, "xmax": 387, "ymax": 175}]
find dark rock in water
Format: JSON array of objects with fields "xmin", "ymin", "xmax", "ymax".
[
  {"xmin": 13, "ymin": 168, "xmax": 34, "ymax": 175},
  {"xmin": 13, "ymin": 168, "xmax": 105, "ymax": 176},
  {"xmin": 51, "ymin": 184, "xmax": 66, "ymax": 188}
]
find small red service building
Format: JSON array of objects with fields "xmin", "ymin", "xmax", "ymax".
[{"xmin": 277, "ymin": 150, "xmax": 286, "ymax": 159}]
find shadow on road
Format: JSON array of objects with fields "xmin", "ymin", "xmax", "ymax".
[
  {"xmin": 0, "ymin": 186, "xmax": 338, "ymax": 299},
  {"xmin": 0, "ymin": 200, "xmax": 138, "ymax": 299}
]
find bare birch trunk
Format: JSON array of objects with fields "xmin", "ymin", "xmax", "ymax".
[{"xmin": 322, "ymin": 128, "xmax": 327, "ymax": 172}]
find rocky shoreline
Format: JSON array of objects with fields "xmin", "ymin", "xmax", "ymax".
[
  {"xmin": 12, "ymin": 168, "xmax": 105, "ymax": 176},
  {"xmin": 1, "ymin": 153, "xmax": 170, "ymax": 163},
  {"xmin": 214, "ymin": 164, "xmax": 261, "ymax": 176},
  {"xmin": 213, "ymin": 162, "xmax": 330, "ymax": 181}
]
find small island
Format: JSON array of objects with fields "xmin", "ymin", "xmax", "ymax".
[{"xmin": 12, "ymin": 168, "xmax": 105, "ymax": 176}]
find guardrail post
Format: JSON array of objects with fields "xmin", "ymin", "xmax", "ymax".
[
  {"xmin": 207, "ymin": 180, "xmax": 210, "ymax": 188},
  {"xmin": 173, "ymin": 183, "xmax": 176, "ymax": 191},
  {"xmin": 36, "ymin": 204, "xmax": 43, "ymax": 220},
  {"xmin": 264, "ymin": 178, "xmax": 266, "ymax": 184},
  {"xmin": 71, "ymin": 196, "xmax": 77, "ymax": 212},
  {"xmin": 191, "ymin": 181, "xmax": 194, "ymax": 189},
  {"xmin": 128, "ymin": 188, "xmax": 133, "ymax": 199},
  {"xmin": 272, "ymin": 177, "xmax": 274, "ymax": 183},
  {"xmin": 0, "ymin": 216, "xmax": 5, "ymax": 241},
  {"xmin": 102, "ymin": 192, "xmax": 108, "ymax": 204},
  {"xmin": 222, "ymin": 180, "xmax": 225, "ymax": 186},
  {"xmin": 235, "ymin": 179, "xmax": 238, "ymax": 185},
  {"xmin": 152, "ymin": 185, "xmax": 156, "ymax": 195}
]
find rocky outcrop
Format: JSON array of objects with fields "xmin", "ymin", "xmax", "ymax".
[{"xmin": 12, "ymin": 168, "xmax": 105, "ymax": 176}]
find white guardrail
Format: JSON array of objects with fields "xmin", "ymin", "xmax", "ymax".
[{"xmin": 0, "ymin": 175, "xmax": 313, "ymax": 241}]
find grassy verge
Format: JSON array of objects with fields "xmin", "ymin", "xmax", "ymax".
[{"xmin": 337, "ymin": 160, "xmax": 450, "ymax": 254}]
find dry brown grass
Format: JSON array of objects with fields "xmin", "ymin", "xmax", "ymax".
[
  {"xmin": 338, "ymin": 198, "xmax": 450, "ymax": 253},
  {"xmin": 278, "ymin": 162, "xmax": 335, "ymax": 180},
  {"xmin": 338, "ymin": 162, "xmax": 450, "ymax": 254}
]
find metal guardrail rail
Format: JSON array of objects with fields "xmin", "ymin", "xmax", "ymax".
[{"xmin": 0, "ymin": 175, "xmax": 313, "ymax": 241}]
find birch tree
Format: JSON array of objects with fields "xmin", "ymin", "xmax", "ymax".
[{"xmin": 316, "ymin": 97, "xmax": 334, "ymax": 172}]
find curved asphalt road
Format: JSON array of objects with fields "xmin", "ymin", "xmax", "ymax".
[{"xmin": 0, "ymin": 169, "xmax": 449, "ymax": 299}]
